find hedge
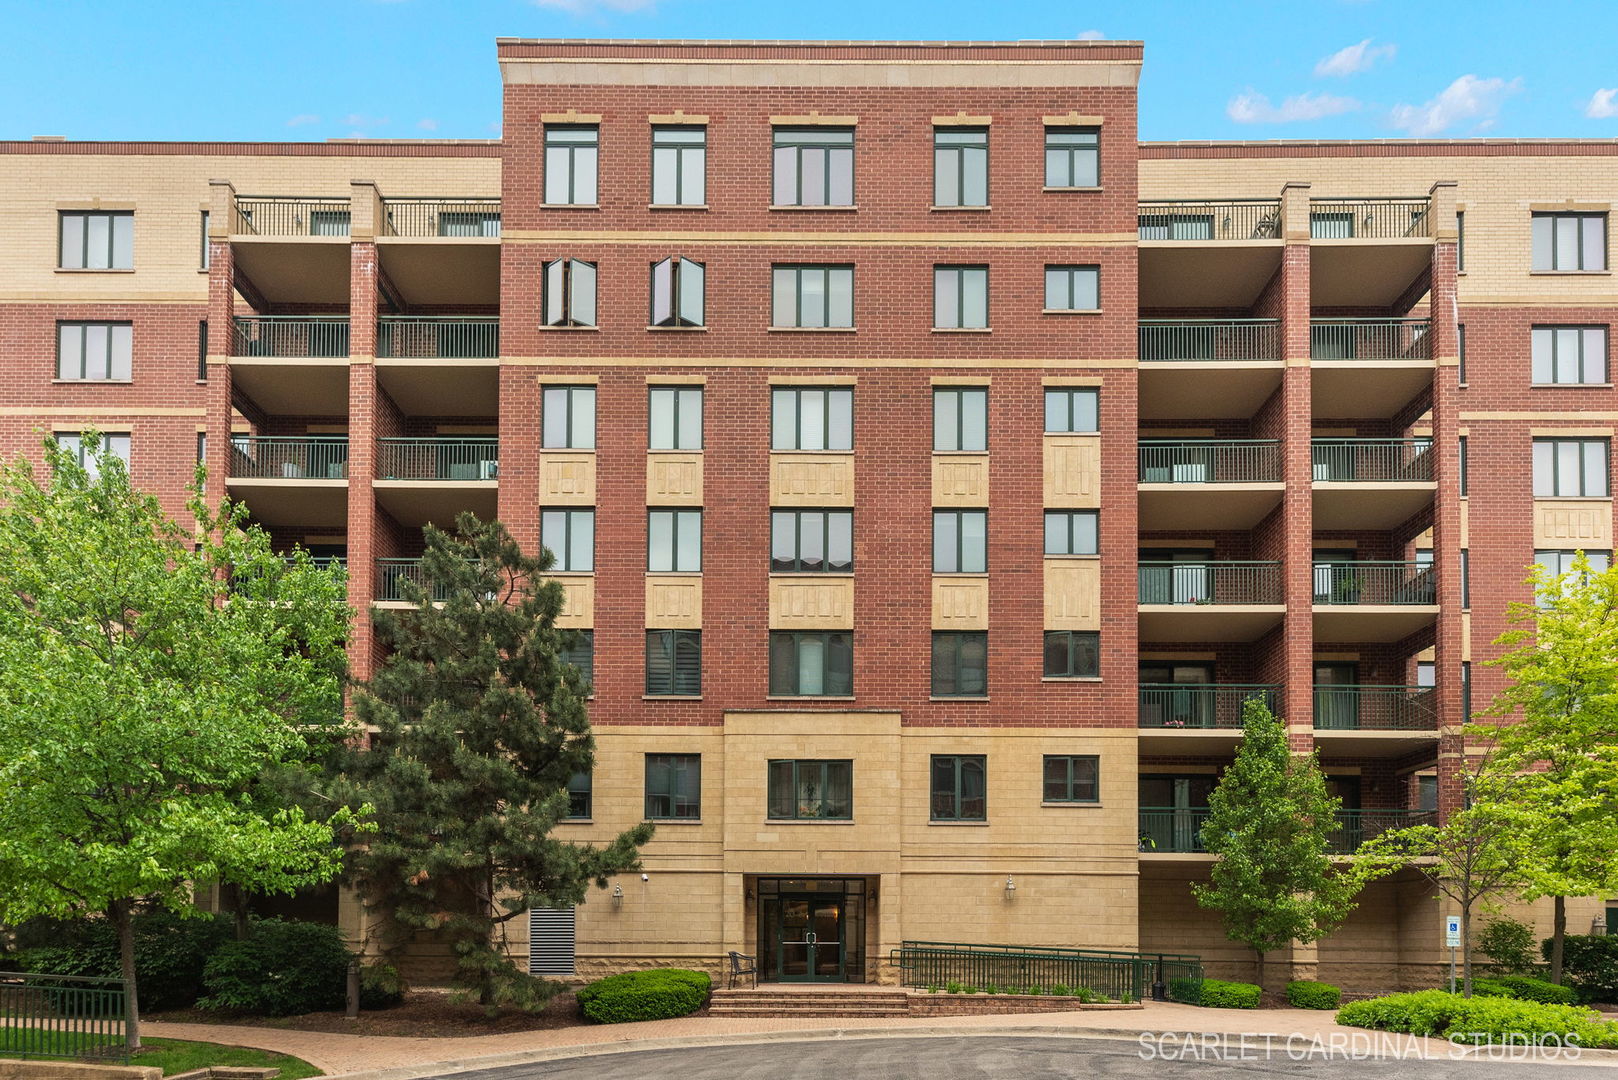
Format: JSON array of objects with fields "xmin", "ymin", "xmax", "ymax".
[
  {"xmin": 1471, "ymin": 976, "xmax": 1578, "ymax": 1006},
  {"xmin": 1198, "ymin": 979, "xmax": 1262, "ymax": 1009},
  {"xmin": 1336, "ymin": 990, "xmax": 1618, "ymax": 1049},
  {"xmin": 576, "ymin": 968, "xmax": 711, "ymax": 1024},
  {"xmin": 1547, "ymin": 935, "xmax": 1618, "ymax": 1003},
  {"xmin": 15, "ymin": 910, "xmax": 233, "ymax": 1012},
  {"xmin": 1286, "ymin": 980, "xmax": 1341, "ymax": 1010},
  {"xmin": 198, "ymin": 919, "xmax": 363, "ymax": 1016}
]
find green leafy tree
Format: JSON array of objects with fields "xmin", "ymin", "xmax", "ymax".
[
  {"xmin": 337, "ymin": 513, "xmax": 652, "ymax": 1011},
  {"xmin": 1193, "ymin": 699, "xmax": 1397, "ymax": 988},
  {"xmin": 0, "ymin": 435, "xmax": 358, "ymax": 1047}
]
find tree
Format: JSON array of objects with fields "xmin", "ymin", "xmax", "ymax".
[
  {"xmin": 1192, "ymin": 699, "xmax": 1397, "ymax": 988},
  {"xmin": 337, "ymin": 513, "xmax": 652, "ymax": 1011},
  {"xmin": 0, "ymin": 435, "xmax": 357, "ymax": 1047}
]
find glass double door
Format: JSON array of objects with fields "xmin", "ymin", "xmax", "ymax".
[{"xmin": 776, "ymin": 895, "xmax": 844, "ymax": 982}]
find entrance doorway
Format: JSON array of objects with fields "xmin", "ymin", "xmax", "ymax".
[
  {"xmin": 777, "ymin": 895, "xmax": 844, "ymax": 981},
  {"xmin": 754, "ymin": 877, "xmax": 869, "ymax": 983}
]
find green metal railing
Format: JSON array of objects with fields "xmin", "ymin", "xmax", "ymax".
[
  {"xmin": 1139, "ymin": 684, "xmax": 1280, "ymax": 729},
  {"xmin": 381, "ymin": 197, "xmax": 501, "ymax": 237},
  {"xmin": 1312, "ymin": 561, "xmax": 1436, "ymax": 605},
  {"xmin": 891, "ymin": 941, "xmax": 1203, "ymax": 1003},
  {"xmin": 376, "ymin": 437, "xmax": 499, "ymax": 481},
  {"xmin": 227, "ymin": 436, "xmax": 349, "ymax": 480},
  {"xmin": 1313, "ymin": 685, "xmax": 1437, "ymax": 730},
  {"xmin": 376, "ymin": 558, "xmax": 450, "ymax": 602},
  {"xmin": 1310, "ymin": 318, "xmax": 1432, "ymax": 361},
  {"xmin": 1309, "ymin": 198, "xmax": 1431, "ymax": 240},
  {"xmin": 1138, "ymin": 199, "xmax": 1283, "ymax": 240},
  {"xmin": 1311, "ymin": 439, "xmax": 1434, "ymax": 482},
  {"xmin": 377, "ymin": 316, "xmax": 499, "ymax": 358},
  {"xmin": 1139, "ymin": 440, "xmax": 1281, "ymax": 484},
  {"xmin": 233, "ymin": 196, "xmax": 352, "ymax": 237},
  {"xmin": 232, "ymin": 315, "xmax": 351, "ymax": 358},
  {"xmin": 1140, "ymin": 807, "xmax": 1212, "ymax": 853},
  {"xmin": 1329, "ymin": 809, "xmax": 1438, "ymax": 853},
  {"xmin": 0, "ymin": 972, "xmax": 128, "ymax": 1062},
  {"xmin": 1138, "ymin": 318, "xmax": 1280, "ymax": 362},
  {"xmin": 1138, "ymin": 561, "xmax": 1283, "ymax": 605}
]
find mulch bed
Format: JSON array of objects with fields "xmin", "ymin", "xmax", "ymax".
[{"xmin": 149, "ymin": 990, "xmax": 589, "ymax": 1038}]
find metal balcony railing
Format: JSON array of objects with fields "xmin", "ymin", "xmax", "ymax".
[
  {"xmin": 1138, "ymin": 199, "xmax": 1283, "ymax": 240},
  {"xmin": 1308, "ymin": 198, "xmax": 1432, "ymax": 240},
  {"xmin": 1138, "ymin": 319, "xmax": 1281, "ymax": 362},
  {"xmin": 1140, "ymin": 807, "xmax": 1438, "ymax": 853},
  {"xmin": 1311, "ymin": 439, "xmax": 1434, "ymax": 482},
  {"xmin": 284, "ymin": 554, "xmax": 347, "ymax": 573},
  {"xmin": 376, "ymin": 558, "xmax": 451, "ymax": 602},
  {"xmin": 376, "ymin": 316, "xmax": 499, "ymax": 359},
  {"xmin": 1139, "ymin": 440, "xmax": 1282, "ymax": 484},
  {"xmin": 227, "ymin": 436, "xmax": 349, "ymax": 480},
  {"xmin": 1310, "ymin": 318, "xmax": 1432, "ymax": 361},
  {"xmin": 1313, "ymin": 685, "xmax": 1437, "ymax": 731},
  {"xmin": 233, "ymin": 196, "xmax": 352, "ymax": 237},
  {"xmin": 1312, "ymin": 561, "xmax": 1436, "ymax": 605},
  {"xmin": 1328, "ymin": 809, "xmax": 1438, "ymax": 854},
  {"xmin": 1138, "ymin": 561, "xmax": 1284, "ymax": 605},
  {"xmin": 376, "ymin": 437, "xmax": 499, "ymax": 481},
  {"xmin": 381, "ymin": 197, "xmax": 501, "ymax": 237},
  {"xmin": 232, "ymin": 315, "xmax": 351, "ymax": 358},
  {"xmin": 1138, "ymin": 684, "xmax": 1281, "ymax": 729}
]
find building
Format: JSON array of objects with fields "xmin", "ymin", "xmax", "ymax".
[{"xmin": 2, "ymin": 38, "xmax": 1613, "ymax": 992}]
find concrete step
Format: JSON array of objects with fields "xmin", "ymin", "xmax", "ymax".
[{"xmin": 708, "ymin": 988, "xmax": 913, "ymax": 1017}]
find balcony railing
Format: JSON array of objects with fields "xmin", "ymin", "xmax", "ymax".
[
  {"xmin": 1138, "ymin": 561, "xmax": 1283, "ymax": 605},
  {"xmin": 1312, "ymin": 561, "xmax": 1436, "ymax": 606},
  {"xmin": 228, "ymin": 436, "xmax": 349, "ymax": 480},
  {"xmin": 1308, "ymin": 198, "xmax": 1431, "ymax": 240},
  {"xmin": 1313, "ymin": 685, "xmax": 1437, "ymax": 731},
  {"xmin": 376, "ymin": 437, "xmax": 499, "ymax": 481},
  {"xmin": 1139, "ymin": 684, "xmax": 1281, "ymax": 729},
  {"xmin": 1140, "ymin": 807, "xmax": 1438, "ymax": 853},
  {"xmin": 1138, "ymin": 319, "xmax": 1280, "ymax": 362},
  {"xmin": 1311, "ymin": 439, "xmax": 1434, "ymax": 482},
  {"xmin": 381, "ymin": 197, "xmax": 501, "ymax": 238},
  {"xmin": 1138, "ymin": 199, "xmax": 1283, "ymax": 240},
  {"xmin": 1310, "ymin": 318, "xmax": 1432, "ymax": 361},
  {"xmin": 1139, "ymin": 440, "xmax": 1282, "ymax": 484},
  {"xmin": 233, "ymin": 316, "xmax": 351, "ymax": 358},
  {"xmin": 284, "ymin": 554, "xmax": 347, "ymax": 573},
  {"xmin": 1328, "ymin": 809, "xmax": 1438, "ymax": 854},
  {"xmin": 376, "ymin": 316, "xmax": 499, "ymax": 359},
  {"xmin": 234, "ymin": 196, "xmax": 352, "ymax": 237},
  {"xmin": 376, "ymin": 558, "xmax": 450, "ymax": 602}
]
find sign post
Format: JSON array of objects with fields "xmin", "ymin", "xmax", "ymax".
[{"xmin": 1445, "ymin": 915, "xmax": 1462, "ymax": 993}]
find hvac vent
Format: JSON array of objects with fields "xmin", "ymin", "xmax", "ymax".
[{"xmin": 528, "ymin": 905, "xmax": 576, "ymax": 975}]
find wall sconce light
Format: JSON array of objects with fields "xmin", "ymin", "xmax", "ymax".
[
  {"xmin": 1003, "ymin": 875, "xmax": 1017, "ymax": 900},
  {"xmin": 611, "ymin": 884, "xmax": 624, "ymax": 909},
  {"xmin": 1593, "ymin": 915, "xmax": 1607, "ymax": 936}
]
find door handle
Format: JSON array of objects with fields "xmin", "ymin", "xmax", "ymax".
[{"xmin": 805, "ymin": 932, "xmax": 816, "ymax": 946}]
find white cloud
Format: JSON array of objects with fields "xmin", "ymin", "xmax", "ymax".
[
  {"xmin": 343, "ymin": 113, "xmax": 390, "ymax": 129},
  {"xmin": 416, "ymin": 118, "xmax": 439, "ymax": 131},
  {"xmin": 1227, "ymin": 90, "xmax": 1360, "ymax": 124},
  {"xmin": 1075, "ymin": 29, "xmax": 1105, "ymax": 40},
  {"xmin": 1388, "ymin": 75, "xmax": 1521, "ymax": 136},
  {"xmin": 1314, "ymin": 38, "xmax": 1396, "ymax": 78},
  {"xmin": 1585, "ymin": 88, "xmax": 1618, "ymax": 119},
  {"xmin": 286, "ymin": 114, "xmax": 320, "ymax": 127},
  {"xmin": 530, "ymin": 0, "xmax": 653, "ymax": 11}
]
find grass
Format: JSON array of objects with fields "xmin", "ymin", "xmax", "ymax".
[{"xmin": 0, "ymin": 1028, "xmax": 321, "ymax": 1078}]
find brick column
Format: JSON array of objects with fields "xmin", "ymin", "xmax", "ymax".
[
  {"xmin": 203, "ymin": 180, "xmax": 238, "ymax": 520},
  {"xmin": 347, "ymin": 183, "xmax": 381, "ymax": 684},
  {"xmin": 1278, "ymin": 181, "xmax": 1317, "ymax": 750}
]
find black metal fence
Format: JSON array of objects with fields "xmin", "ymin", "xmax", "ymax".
[
  {"xmin": 0, "ymin": 972, "xmax": 128, "ymax": 1062},
  {"xmin": 890, "ymin": 940, "xmax": 1203, "ymax": 1003}
]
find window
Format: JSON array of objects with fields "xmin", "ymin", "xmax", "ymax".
[
  {"xmin": 1532, "ymin": 438, "xmax": 1608, "ymax": 497},
  {"xmin": 542, "ymin": 259, "xmax": 597, "ymax": 327},
  {"xmin": 1532, "ymin": 212, "xmax": 1605, "ymax": 271},
  {"xmin": 771, "ymin": 509, "xmax": 852, "ymax": 572},
  {"xmin": 1043, "ymin": 631, "xmax": 1099, "ymax": 678},
  {"xmin": 933, "ymin": 387, "xmax": 987, "ymax": 452},
  {"xmin": 1535, "ymin": 549, "xmax": 1612, "ymax": 577},
  {"xmin": 438, "ymin": 211, "xmax": 501, "ymax": 237},
  {"xmin": 1044, "ymin": 510, "xmax": 1098, "ymax": 556},
  {"xmin": 1532, "ymin": 326, "xmax": 1607, "ymax": 385},
  {"xmin": 1460, "ymin": 549, "xmax": 1470, "ymax": 609},
  {"xmin": 933, "ymin": 266, "xmax": 988, "ymax": 330},
  {"xmin": 649, "ymin": 256, "xmax": 704, "ymax": 327},
  {"xmin": 561, "ymin": 630, "xmax": 594, "ymax": 687},
  {"xmin": 59, "ymin": 211, "xmax": 132, "ymax": 270},
  {"xmin": 933, "ymin": 510, "xmax": 987, "ymax": 573},
  {"xmin": 1139, "ymin": 212, "xmax": 1212, "ymax": 240},
  {"xmin": 196, "ymin": 432, "xmax": 206, "ymax": 464},
  {"xmin": 768, "ymin": 759, "xmax": 852, "ymax": 820},
  {"xmin": 930, "ymin": 754, "xmax": 986, "ymax": 820},
  {"xmin": 565, "ymin": 771, "xmax": 592, "ymax": 819},
  {"xmin": 651, "ymin": 126, "xmax": 706, "ymax": 206},
  {"xmin": 1310, "ymin": 211, "xmax": 1355, "ymax": 239},
  {"xmin": 1044, "ymin": 387, "xmax": 1099, "ymax": 433},
  {"xmin": 1458, "ymin": 323, "xmax": 1467, "ymax": 384},
  {"xmin": 1043, "ymin": 754, "xmax": 1099, "ymax": 802},
  {"xmin": 57, "ymin": 322, "xmax": 132, "ymax": 381},
  {"xmin": 1457, "ymin": 210, "xmax": 1465, "ymax": 273},
  {"xmin": 1459, "ymin": 435, "xmax": 1468, "ymax": 496},
  {"xmin": 644, "ymin": 752, "xmax": 700, "ymax": 818},
  {"xmin": 544, "ymin": 126, "xmax": 598, "ymax": 205},
  {"xmin": 769, "ymin": 631, "xmax": 852, "ymax": 696},
  {"xmin": 932, "ymin": 631, "xmax": 987, "ymax": 697},
  {"xmin": 54, "ymin": 432, "xmax": 130, "ymax": 478},
  {"xmin": 308, "ymin": 210, "xmax": 350, "ymax": 237},
  {"xmin": 771, "ymin": 386, "xmax": 853, "ymax": 450},
  {"xmin": 648, "ymin": 509, "xmax": 702, "ymax": 572},
  {"xmin": 541, "ymin": 509, "xmax": 595, "ymax": 572},
  {"xmin": 200, "ymin": 211, "xmax": 210, "ymax": 269},
  {"xmin": 649, "ymin": 386, "xmax": 702, "ymax": 450},
  {"xmin": 772, "ymin": 265, "xmax": 854, "ymax": 328},
  {"xmin": 934, "ymin": 128, "xmax": 988, "ymax": 208},
  {"xmin": 1461, "ymin": 661, "xmax": 1472, "ymax": 723},
  {"xmin": 197, "ymin": 319, "xmax": 209, "ymax": 381},
  {"xmin": 645, "ymin": 630, "xmax": 701, "ymax": 696},
  {"xmin": 1044, "ymin": 127, "xmax": 1099, "ymax": 188},
  {"xmin": 1416, "ymin": 661, "xmax": 1436, "ymax": 688},
  {"xmin": 773, "ymin": 127, "xmax": 854, "ymax": 207},
  {"xmin": 1417, "ymin": 774, "xmax": 1439, "ymax": 812},
  {"xmin": 542, "ymin": 385, "xmax": 596, "ymax": 449},
  {"xmin": 1044, "ymin": 265, "xmax": 1099, "ymax": 312}
]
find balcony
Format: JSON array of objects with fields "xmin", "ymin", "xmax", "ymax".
[
  {"xmin": 1139, "ymin": 807, "xmax": 1438, "ymax": 855},
  {"xmin": 1313, "ymin": 684, "xmax": 1439, "ymax": 760},
  {"xmin": 373, "ymin": 437, "xmax": 498, "ymax": 528},
  {"xmin": 1308, "ymin": 199, "xmax": 1431, "ymax": 241},
  {"xmin": 1139, "ymin": 199, "xmax": 1284, "ymax": 242},
  {"xmin": 377, "ymin": 316, "xmax": 498, "ymax": 359},
  {"xmin": 228, "ymin": 197, "xmax": 354, "ymax": 308},
  {"xmin": 381, "ymin": 198, "xmax": 501, "ymax": 238},
  {"xmin": 233, "ymin": 197, "xmax": 352, "ymax": 238},
  {"xmin": 376, "ymin": 197, "xmax": 501, "ymax": 308},
  {"xmin": 1312, "ymin": 561, "xmax": 1439, "ymax": 642},
  {"xmin": 375, "ymin": 558, "xmax": 452, "ymax": 605},
  {"xmin": 1309, "ymin": 198, "xmax": 1434, "ymax": 309},
  {"xmin": 233, "ymin": 316, "xmax": 351, "ymax": 358},
  {"xmin": 1137, "ymin": 319, "xmax": 1283, "ymax": 420},
  {"xmin": 1137, "ymin": 561, "xmax": 1285, "ymax": 642},
  {"xmin": 1139, "ymin": 684, "xmax": 1281, "ymax": 756},
  {"xmin": 1310, "ymin": 318, "xmax": 1435, "ymax": 418},
  {"xmin": 225, "ymin": 436, "xmax": 348, "ymax": 527},
  {"xmin": 1138, "ymin": 200, "xmax": 1285, "ymax": 310},
  {"xmin": 375, "ymin": 317, "xmax": 500, "ymax": 417},
  {"xmin": 1312, "ymin": 438, "xmax": 1436, "ymax": 529},
  {"xmin": 228, "ymin": 317, "xmax": 351, "ymax": 414},
  {"xmin": 1328, "ymin": 809, "xmax": 1437, "ymax": 854},
  {"xmin": 1139, "ymin": 440, "xmax": 1283, "ymax": 529}
]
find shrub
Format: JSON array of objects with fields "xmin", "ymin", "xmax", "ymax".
[
  {"xmin": 576, "ymin": 969, "xmax": 710, "ymax": 1024},
  {"xmin": 1547, "ymin": 935, "xmax": 1618, "ymax": 1003},
  {"xmin": 18, "ymin": 909, "xmax": 233, "ymax": 1012},
  {"xmin": 1286, "ymin": 980, "xmax": 1341, "ymax": 1010},
  {"xmin": 1471, "ymin": 975, "xmax": 1577, "ymax": 1006},
  {"xmin": 358, "ymin": 961, "xmax": 407, "ymax": 1010},
  {"xmin": 944, "ymin": 981, "xmax": 965, "ymax": 995},
  {"xmin": 1198, "ymin": 979, "xmax": 1262, "ymax": 1009},
  {"xmin": 198, "ymin": 919, "xmax": 356, "ymax": 1016},
  {"xmin": 1167, "ymin": 977, "xmax": 1203, "ymax": 1005},
  {"xmin": 1337, "ymin": 990, "xmax": 1618, "ymax": 1049},
  {"xmin": 1478, "ymin": 918, "xmax": 1537, "ymax": 975},
  {"xmin": 1047, "ymin": 983, "xmax": 1070, "ymax": 997}
]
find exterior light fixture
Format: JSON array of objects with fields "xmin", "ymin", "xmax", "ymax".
[
  {"xmin": 1004, "ymin": 875, "xmax": 1017, "ymax": 899},
  {"xmin": 611, "ymin": 884, "xmax": 624, "ymax": 908}
]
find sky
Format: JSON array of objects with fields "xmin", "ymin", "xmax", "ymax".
[{"xmin": 5, "ymin": 0, "xmax": 1618, "ymax": 143}]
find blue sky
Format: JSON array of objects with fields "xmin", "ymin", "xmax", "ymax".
[{"xmin": 6, "ymin": 0, "xmax": 1618, "ymax": 143}]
